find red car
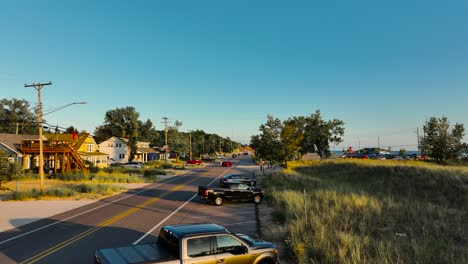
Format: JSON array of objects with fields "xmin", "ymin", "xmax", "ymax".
[
  {"xmin": 187, "ymin": 159, "xmax": 202, "ymax": 165},
  {"xmin": 221, "ymin": 161, "xmax": 232, "ymax": 167}
]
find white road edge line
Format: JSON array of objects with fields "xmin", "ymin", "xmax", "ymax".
[
  {"xmin": 132, "ymin": 171, "xmax": 226, "ymax": 245},
  {"xmin": 0, "ymin": 175, "xmax": 185, "ymax": 246}
]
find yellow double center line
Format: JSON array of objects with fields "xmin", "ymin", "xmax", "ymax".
[{"xmin": 21, "ymin": 177, "xmax": 200, "ymax": 264}]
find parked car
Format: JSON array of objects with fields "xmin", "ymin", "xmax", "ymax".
[
  {"xmin": 186, "ymin": 159, "xmax": 202, "ymax": 165},
  {"xmin": 122, "ymin": 161, "xmax": 143, "ymax": 168},
  {"xmin": 220, "ymin": 174, "xmax": 256, "ymax": 186},
  {"xmin": 221, "ymin": 161, "xmax": 232, "ymax": 167},
  {"xmin": 198, "ymin": 182, "xmax": 264, "ymax": 206},
  {"xmin": 232, "ymin": 154, "xmax": 238, "ymax": 158},
  {"xmin": 94, "ymin": 223, "xmax": 279, "ymax": 264}
]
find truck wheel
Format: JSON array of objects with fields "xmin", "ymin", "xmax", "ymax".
[
  {"xmin": 253, "ymin": 195, "xmax": 262, "ymax": 204},
  {"xmin": 214, "ymin": 196, "xmax": 223, "ymax": 206}
]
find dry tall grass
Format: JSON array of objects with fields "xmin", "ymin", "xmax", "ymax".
[{"xmin": 261, "ymin": 159, "xmax": 468, "ymax": 263}]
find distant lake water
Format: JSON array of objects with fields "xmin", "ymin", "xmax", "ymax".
[{"xmin": 331, "ymin": 150, "xmax": 419, "ymax": 156}]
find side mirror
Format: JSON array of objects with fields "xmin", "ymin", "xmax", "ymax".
[{"xmin": 233, "ymin": 245, "xmax": 248, "ymax": 255}]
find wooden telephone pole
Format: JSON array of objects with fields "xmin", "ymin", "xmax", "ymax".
[
  {"xmin": 25, "ymin": 81, "xmax": 52, "ymax": 193},
  {"xmin": 161, "ymin": 117, "xmax": 170, "ymax": 163}
]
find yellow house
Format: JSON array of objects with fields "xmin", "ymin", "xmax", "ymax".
[{"xmin": 45, "ymin": 132, "xmax": 109, "ymax": 168}]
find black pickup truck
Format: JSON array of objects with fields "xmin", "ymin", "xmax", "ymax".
[
  {"xmin": 94, "ymin": 223, "xmax": 279, "ymax": 264},
  {"xmin": 198, "ymin": 182, "xmax": 264, "ymax": 206}
]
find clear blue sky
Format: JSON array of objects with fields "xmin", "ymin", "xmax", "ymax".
[{"xmin": 1, "ymin": 0, "xmax": 467, "ymax": 150}]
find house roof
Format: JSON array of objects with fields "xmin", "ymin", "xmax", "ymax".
[
  {"xmin": 45, "ymin": 132, "xmax": 90, "ymax": 149},
  {"xmin": 78, "ymin": 151, "xmax": 108, "ymax": 156},
  {"xmin": 137, "ymin": 147, "xmax": 158, "ymax": 154},
  {"xmin": 0, "ymin": 133, "xmax": 45, "ymax": 155}
]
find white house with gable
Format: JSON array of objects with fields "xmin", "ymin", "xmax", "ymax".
[
  {"xmin": 98, "ymin": 136, "xmax": 163, "ymax": 164},
  {"xmin": 98, "ymin": 136, "xmax": 129, "ymax": 164}
]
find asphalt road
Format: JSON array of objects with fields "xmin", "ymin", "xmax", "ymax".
[{"xmin": 0, "ymin": 155, "xmax": 259, "ymax": 264}]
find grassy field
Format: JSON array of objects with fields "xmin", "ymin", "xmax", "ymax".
[
  {"xmin": 260, "ymin": 159, "xmax": 468, "ymax": 264},
  {"xmin": 0, "ymin": 168, "xmax": 163, "ymax": 201}
]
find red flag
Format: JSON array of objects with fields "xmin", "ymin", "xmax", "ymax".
[{"xmin": 72, "ymin": 130, "xmax": 77, "ymax": 140}]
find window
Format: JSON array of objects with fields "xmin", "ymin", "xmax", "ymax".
[
  {"xmin": 87, "ymin": 144, "xmax": 94, "ymax": 152},
  {"xmin": 216, "ymin": 235, "xmax": 245, "ymax": 255},
  {"xmin": 187, "ymin": 237, "xmax": 213, "ymax": 258}
]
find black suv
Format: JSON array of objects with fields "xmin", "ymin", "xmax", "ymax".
[{"xmin": 220, "ymin": 174, "xmax": 256, "ymax": 186}]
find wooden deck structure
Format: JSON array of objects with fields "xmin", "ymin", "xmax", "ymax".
[{"xmin": 20, "ymin": 140, "xmax": 88, "ymax": 173}]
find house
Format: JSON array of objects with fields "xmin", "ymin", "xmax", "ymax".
[
  {"xmin": 98, "ymin": 136, "xmax": 129, "ymax": 164},
  {"xmin": 0, "ymin": 133, "xmax": 45, "ymax": 169},
  {"xmin": 98, "ymin": 136, "xmax": 165, "ymax": 164},
  {"xmin": 45, "ymin": 132, "xmax": 108, "ymax": 168},
  {"xmin": 134, "ymin": 141, "xmax": 161, "ymax": 162}
]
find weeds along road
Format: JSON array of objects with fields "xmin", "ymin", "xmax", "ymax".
[{"xmin": 0, "ymin": 156, "xmax": 258, "ymax": 264}]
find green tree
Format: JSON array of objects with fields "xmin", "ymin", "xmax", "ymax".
[
  {"xmin": 65, "ymin": 126, "xmax": 77, "ymax": 134},
  {"xmin": 94, "ymin": 107, "xmax": 140, "ymax": 160},
  {"xmin": 167, "ymin": 120, "xmax": 187, "ymax": 159},
  {"xmin": 420, "ymin": 116, "xmax": 467, "ymax": 161},
  {"xmin": 281, "ymin": 117, "xmax": 305, "ymax": 161},
  {"xmin": 0, "ymin": 151, "xmax": 21, "ymax": 190},
  {"xmin": 0, "ymin": 98, "xmax": 38, "ymax": 134},
  {"xmin": 300, "ymin": 110, "xmax": 345, "ymax": 158},
  {"xmin": 250, "ymin": 115, "xmax": 288, "ymax": 166},
  {"xmin": 399, "ymin": 148, "xmax": 407, "ymax": 156}
]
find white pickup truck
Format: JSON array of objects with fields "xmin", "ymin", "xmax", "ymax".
[{"xmin": 94, "ymin": 223, "xmax": 279, "ymax": 264}]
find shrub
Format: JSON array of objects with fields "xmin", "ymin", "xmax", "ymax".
[
  {"xmin": 143, "ymin": 169, "xmax": 165, "ymax": 177},
  {"xmin": 4, "ymin": 188, "xmax": 41, "ymax": 200},
  {"xmin": 45, "ymin": 187, "xmax": 76, "ymax": 197}
]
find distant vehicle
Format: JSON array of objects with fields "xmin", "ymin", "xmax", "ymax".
[
  {"xmin": 216, "ymin": 155, "xmax": 224, "ymax": 159},
  {"xmin": 186, "ymin": 159, "xmax": 202, "ymax": 165},
  {"xmin": 198, "ymin": 182, "xmax": 264, "ymax": 206},
  {"xmin": 232, "ymin": 154, "xmax": 238, "ymax": 158},
  {"xmin": 94, "ymin": 223, "xmax": 279, "ymax": 264},
  {"xmin": 122, "ymin": 161, "xmax": 143, "ymax": 168},
  {"xmin": 201, "ymin": 155, "xmax": 215, "ymax": 161},
  {"xmin": 220, "ymin": 174, "xmax": 256, "ymax": 186},
  {"xmin": 243, "ymin": 152, "xmax": 249, "ymax": 155},
  {"xmin": 221, "ymin": 161, "xmax": 232, "ymax": 167}
]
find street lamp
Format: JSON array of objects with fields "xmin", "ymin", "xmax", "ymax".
[{"xmin": 43, "ymin": 102, "xmax": 87, "ymax": 116}]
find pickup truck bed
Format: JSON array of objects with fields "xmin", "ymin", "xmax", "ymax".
[{"xmin": 95, "ymin": 243, "xmax": 178, "ymax": 264}]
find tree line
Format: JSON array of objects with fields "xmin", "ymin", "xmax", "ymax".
[
  {"xmin": 1, "ymin": 98, "xmax": 466, "ymax": 163},
  {"xmin": 250, "ymin": 110, "xmax": 345, "ymax": 167},
  {"xmin": 0, "ymin": 98, "xmax": 242, "ymax": 161},
  {"xmin": 250, "ymin": 110, "xmax": 468, "ymax": 165}
]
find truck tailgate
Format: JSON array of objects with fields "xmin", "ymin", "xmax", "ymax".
[{"xmin": 95, "ymin": 243, "xmax": 178, "ymax": 264}]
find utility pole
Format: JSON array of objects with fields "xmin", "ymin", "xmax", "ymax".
[
  {"xmin": 378, "ymin": 136, "xmax": 380, "ymax": 150},
  {"xmin": 25, "ymin": 81, "xmax": 52, "ymax": 194},
  {"xmin": 188, "ymin": 130, "xmax": 193, "ymax": 160},
  {"xmin": 416, "ymin": 127, "xmax": 420, "ymax": 154},
  {"xmin": 161, "ymin": 117, "xmax": 170, "ymax": 163}
]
